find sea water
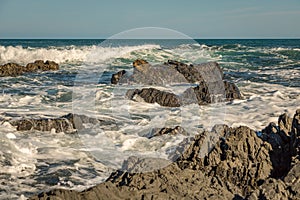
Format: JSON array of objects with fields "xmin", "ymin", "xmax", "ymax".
[{"xmin": 0, "ymin": 39, "xmax": 299, "ymax": 199}]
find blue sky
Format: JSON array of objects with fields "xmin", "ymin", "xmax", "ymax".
[{"xmin": 0, "ymin": 0, "xmax": 300, "ymax": 38}]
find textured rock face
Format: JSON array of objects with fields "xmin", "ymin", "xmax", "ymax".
[
  {"xmin": 112, "ymin": 60, "xmax": 241, "ymax": 107},
  {"xmin": 29, "ymin": 109, "xmax": 300, "ymax": 200},
  {"xmin": 126, "ymin": 88, "xmax": 181, "ymax": 107},
  {"xmin": 0, "ymin": 60, "xmax": 59, "ymax": 77}
]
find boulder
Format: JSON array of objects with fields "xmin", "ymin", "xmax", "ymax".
[
  {"xmin": 111, "ymin": 70, "xmax": 126, "ymax": 84},
  {"xmin": 126, "ymin": 88, "xmax": 181, "ymax": 107},
  {"xmin": 0, "ymin": 63, "xmax": 24, "ymax": 76},
  {"xmin": 144, "ymin": 126, "xmax": 189, "ymax": 139},
  {"xmin": 113, "ymin": 60, "xmax": 241, "ymax": 107},
  {"xmin": 25, "ymin": 60, "xmax": 59, "ymax": 72},
  {"xmin": 8, "ymin": 113, "xmax": 116, "ymax": 133},
  {"xmin": 0, "ymin": 60, "xmax": 59, "ymax": 77}
]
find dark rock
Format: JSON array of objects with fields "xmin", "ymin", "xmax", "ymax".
[
  {"xmin": 10, "ymin": 117, "xmax": 75, "ymax": 133},
  {"xmin": 25, "ymin": 60, "xmax": 59, "ymax": 72},
  {"xmin": 224, "ymin": 80, "xmax": 242, "ymax": 100},
  {"xmin": 0, "ymin": 63, "xmax": 24, "ymax": 76},
  {"xmin": 0, "ymin": 60, "xmax": 59, "ymax": 77},
  {"xmin": 111, "ymin": 70, "xmax": 126, "ymax": 84},
  {"xmin": 284, "ymin": 161, "xmax": 300, "ymax": 199},
  {"xmin": 117, "ymin": 60, "xmax": 241, "ymax": 106},
  {"xmin": 30, "ymin": 110, "xmax": 300, "ymax": 200},
  {"xmin": 144, "ymin": 126, "xmax": 189, "ymax": 139},
  {"xmin": 126, "ymin": 88, "xmax": 181, "ymax": 107},
  {"xmin": 9, "ymin": 113, "xmax": 116, "ymax": 133}
]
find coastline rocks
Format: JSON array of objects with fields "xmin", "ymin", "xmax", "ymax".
[
  {"xmin": 0, "ymin": 63, "xmax": 24, "ymax": 76},
  {"xmin": 126, "ymin": 88, "xmax": 181, "ymax": 107},
  {"xmin": 8, "ymin": 113, "xmax": 116, "ymax": 133},
  {"xmin": 144, "ymin": 126, "xmax": 189, "ymax": 139},
  {"xmin": 30, "ymin": 109, "xmax": 300, "ymax": 199},
  {"xmin": 0, "ymin": 60, "xmax": 59, "ymax": 77},
  {"xmin": 25, "ymin": 60, "xmax": 59, "ymax": 72},
  {"xmin": 112, "ymin": 60, "xmax": 242, "ymax": 107}
]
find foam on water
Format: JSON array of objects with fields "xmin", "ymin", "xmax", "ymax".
[
  {"xmin": 0, "ymin": 39, "xmax": 299, "ymax": 199},
  {"xmin": 0, "ymin": 44, "xmax": 161, "ymax": 65}
]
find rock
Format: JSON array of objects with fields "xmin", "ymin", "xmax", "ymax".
[
  {"xmin": 126, "ymin": 88, "xmax": 181, "ymax": 107},
  {"xmin": 144, "ymin": 126, "xmax": 188, "ymax": 139},
  {"xmin": 10, "ymin": 117, "xmax": 75, "ymax": 133},
  {"xmin": 111, "ymin": 70, "xmax": 126, "ymax": 84},
  {"xmin": 9, "ymin": 113, "xmax": 116, "ymax": 133},
  {"xmin": 0, "ymin": 63, "xmax": 24, "ymax": 76},
  {"xmin": 247, "ymin": 178, "xmax": 289, "ymax": 200},
  {"xmin": 25, "ymin": 60, "xmax": 59, "ymax": 72},
  {"xmin": 133, "ymin": 59, "xmax": 150, "ymax": 72},
  {"xmin": 0, "ymin": 60, "xmax": 59, "ymax": 77},
  {"xmin": 115, "ymin": 60, "xmax": 241, "ymax": 106},
  {"xmin": 284, "ymin": 161, "xmax": 300, "ymax": 199},
  {"xmin": 30, "ymin": 110, "xmax": 300, "ymax": 200}
]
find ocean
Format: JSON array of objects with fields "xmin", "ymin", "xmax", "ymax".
[{"xmin": 0, "ymin": 39, "xmax": 299, "ymax": 199}]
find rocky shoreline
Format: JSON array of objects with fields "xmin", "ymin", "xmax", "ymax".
[
  {"xmin": 25, "ymin": 109, "xmax": 300, "ymax": 200},
  {"xmin": 0, "ymin": 60, "xmax": 59, "ymax": 77}
]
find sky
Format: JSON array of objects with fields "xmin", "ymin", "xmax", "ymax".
[{"xmin": 0, "ymin": 0, "xmax": 300, "ymax": 39}]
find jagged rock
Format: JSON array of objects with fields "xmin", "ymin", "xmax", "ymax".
[
  {"xmin": 25, "ymin": 60, "xmax": 59, "ymax": 72},
  {"xmin": 30, "ymin": 109, "xmax": 300, "ymax": 200},
  {"xmin": 0, "ymin": 63, "xmax": 24, "ymax": 76},
  {"xmin": 10, "ymin": 118, "xmax": 74, "ymax": 133},
  {"xmin": 144, "ymin": 126, "xmax": 188, "ymax": 139},
  {"xmin": 9, "ymin": 113, "xmax": 116, "ymax": 133},
  {"xmin": 284, "ymin": 161, "xmax": 300, "ymax": 199},
  {"xmin": 126, "ymin": 88, "xmax": 181, "ymax": 107},
  {"xmin": 247, "ymin": 178, "xmax": 289, "ymax": 200},
  {"xmin": 111, "ymin": 70, "xmax": 126, "ymax": 84},
  {"xmin": 0, "ymin": 60, "xmax": 59, "ymax": 77},
  {"xmin": 114, "ymin": 60, "xmax": 241, "ymax": 107}
]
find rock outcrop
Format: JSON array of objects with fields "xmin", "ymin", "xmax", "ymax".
[
  {"xmin": 126, "ymin": 88, "xmax": 181, "ymax": 107},
  {"xmin": 0, "ymin": 60, "xmax": 59, "ymax": 77},
  {"xmin": 8, "ymin": 113, "xmax": 116, "ymax": 133},
  {"xmin": 30, "ymin": 109, "xmax": 300, "ymax": 200},
  {"xmin": 112, "ymin": 60, "xmax": 242, "ymax": 107}
]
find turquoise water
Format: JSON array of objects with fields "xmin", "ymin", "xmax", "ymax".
[{"xmin": 0, "ymin": 39, "xmax": 299, "ymax": 199}]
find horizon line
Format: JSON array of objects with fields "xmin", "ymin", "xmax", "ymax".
[{"xmin": 0, "ymin": 37, "xmax": 300, "ymax": 40}]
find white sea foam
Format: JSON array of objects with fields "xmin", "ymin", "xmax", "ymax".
[{"xmin": 0, "ymin": 44, "xmax": 161, "ymax": 65}]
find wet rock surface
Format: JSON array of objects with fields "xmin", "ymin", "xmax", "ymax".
[
  {"xmin": 8, "ymin": 113, "xmax": 116, "ymax": 133},
  {"xmin": 114, "ymin": 60, "xmax": 242, "ymax": 107},
  {"xmin": 0, "ymin": 60, "xmax": 59, "ymax": 77},
  {"xmin": 126, "ymin": 88, "xmax": 181, "ymax": 107},
  {"xmin": 30, "ymin": 109, "xmax": 300, "ymax": 200}
]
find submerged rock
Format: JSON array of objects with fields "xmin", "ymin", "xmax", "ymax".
[{"xmin": 0, "ymin": 60, "xmax": 59, "ymax": 77}]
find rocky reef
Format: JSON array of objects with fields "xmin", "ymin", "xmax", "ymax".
[
  {"xmin": 0, "ymin": 60, "xmax": 59, "ymax": 77},
  {"xmin": 29, "ymin": 109, "xmax": 300, "ymax": 200},
  {"xmin": 112, "ymin": 60, "xmax": 242, "ymax": 107}
]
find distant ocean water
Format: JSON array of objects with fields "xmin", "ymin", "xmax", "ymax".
[{"xmin": 0, "ymin": 39, "xmax": 299, "ymax": 199}]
